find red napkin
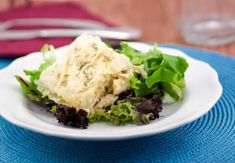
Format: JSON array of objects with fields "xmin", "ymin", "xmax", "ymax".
[{"xmin": 0, "ymin": 3, "xmax": 113, "ymax": 57}]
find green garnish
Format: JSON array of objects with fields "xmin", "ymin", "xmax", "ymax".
[
  {"xmin": 89, "ymin": 101, "xmax": 137, "ymax": 125},
  {"xmin": 50, "ymin": 105, "xmax": 57, "ymax": 113},
  {"xmin": 119, "ymin": 42, "xmax": 188, "ymax": 101},
  {"xmin": 15, "ymin": 44, "xmax": 56, "ymax": 107},
  {"xmin": 89, "ymin": 100, "xmax": 157, "ymax": 125}
]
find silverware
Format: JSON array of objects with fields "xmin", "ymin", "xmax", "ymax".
[
  {"xmin": 0, "ymin": 18, "xmax": 106, "ymax": 30},
  {"xmin": 0, "ymin": 28, "xmax": 141, "ymax": 40},
  {"xmin": 0, "ymin": 18, "xmax": 141, "ymax": 40}
]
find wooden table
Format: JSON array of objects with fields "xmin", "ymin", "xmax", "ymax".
[{"xmin": 1, "ymin": 0, "xmax": 235, "ymax": 56}]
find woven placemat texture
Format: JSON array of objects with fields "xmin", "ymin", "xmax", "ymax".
[{"xmin": 0, "ymin": 44, "xmax": 234, "ymax": 162}]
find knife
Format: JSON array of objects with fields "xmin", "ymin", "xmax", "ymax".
[
  {"xmin": 0, "ymin": 28, "xmax": 141, "ymax": 40},
  {"xmin": 0, "ymin": 18, "xmax": 106, "ymax": 30},
  {"xmin": 0, "ymin": 18, "xmax": 141, "ymax": 40}
]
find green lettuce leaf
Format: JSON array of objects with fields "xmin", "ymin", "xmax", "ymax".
[
  {"xmin": 145, "ymin": 67, "xmax": 177, "ymax": 88},
  {"xmin": 118, "ymin": 42, "xmax": 144, "ymax": 65},
  {"xmin": 119, "ymin": 42, "xmax": 189, "ymax": 101},
  {"xmin": 89, "ymin": 101, "xmax": 138, "ymax": 125},
  {"xmin": 15, "ymin": 44, "xmax": 56, "ymax": 107},
  {"xmin": 15, "ymin": 75, "xmax": 55, "ymax": 107},
  {"xmin": 89, "ymin": 100, "xmax": 156, "ymax": 125},
  {"xmin": 24, "ymin": 44, "xmax": 56, "ymax": 84},
  {"xmin": 89, "ymin": 95, "xmax": 162, "ymax": 125}
]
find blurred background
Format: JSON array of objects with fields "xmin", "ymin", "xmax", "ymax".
[{"xmin": 0, "ymin": 0, "xmax": 235, "ymax": 56}]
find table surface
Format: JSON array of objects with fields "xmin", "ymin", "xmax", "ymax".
[{"xmin": 1, "ymin": 0, "xmax": 235, "ymax": 57}]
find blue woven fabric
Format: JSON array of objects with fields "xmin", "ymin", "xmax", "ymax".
[
  {"xmin": 0, "ymin": 58, "xmax": 14, "ymax": 69},
  {"xmin": 0, "ymin": 44, "xmax": 235, "ymax": 163}
]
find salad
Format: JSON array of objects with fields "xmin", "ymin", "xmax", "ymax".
[{"xmin": 16, "ymin": 34, "xmax": 188, "ymax": 129}]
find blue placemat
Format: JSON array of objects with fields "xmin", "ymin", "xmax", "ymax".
[
  {"xmin": 1, "ymin": 44, "xmax": 235, "ymax": 163},
  {"xmin": 0, "ymin": 58, "xmax": 14, "ymax": 69}
]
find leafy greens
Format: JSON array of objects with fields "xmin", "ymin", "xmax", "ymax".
[
  {"xmin": 15, "ymin": 41, "xmax": 188, "ymax": 128},
  {"xmin": 119, "ymin": 42, "xmax": 188, "ymax": 101},
  {"xmin": 15, "ymin": 44, "xmax": 56, "ymax": 107},
  {"xmin": 89, "ymin": 94, "xmax": 163, "ymax": 125}
]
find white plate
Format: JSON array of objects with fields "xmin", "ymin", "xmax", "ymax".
[{"xmin": 0, "ymin": 43, "xmax": 222, "ymax": 140}]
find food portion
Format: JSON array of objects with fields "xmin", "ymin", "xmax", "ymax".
[
  {"xmin": 16, "ymin": 34, "xmax": 188, "ymax": 129},
  {"xmin": 38, "ymin": 34, "xmax": 134, "ymax": 112}
]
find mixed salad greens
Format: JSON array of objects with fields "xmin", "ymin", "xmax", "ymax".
[{"xmin": 16, "ymin": 42, "xmax": 188, "ymax": 129}]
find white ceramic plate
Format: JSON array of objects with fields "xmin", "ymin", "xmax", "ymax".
[{"xmin": 0, "ymin": 43, "xmax": 222, "ymax": 140}]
